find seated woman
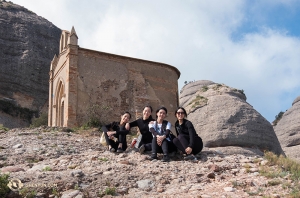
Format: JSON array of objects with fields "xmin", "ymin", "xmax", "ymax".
[
  {"xmin": 173, "ymin": 107, "xmax": 203, "ymax": 160},
  {"xmin": 126, "ymin": 105, "xmax": 155, "ymax": 154},
  {"xmin": 149, "ymin": 107, "xmax": 174, "ymax": 162},
  {"xmin": 101, "ymin": 111, "xmax": 131, "ymax": 153}
]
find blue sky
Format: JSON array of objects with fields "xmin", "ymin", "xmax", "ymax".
[{"xmin": 12, "ymin": 0, "xmax": 300, "ymax": 123}]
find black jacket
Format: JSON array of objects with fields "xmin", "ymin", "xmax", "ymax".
[
  {"xmin": 101, "ymin": 122, "xmax": 129, "ymax": 136},
  {"xmin": 129, "ymin": 117, "xmax": 154, "ymax": 142},
  {"xmin": 175, "ymin": 119, "xmax": 202, "ymax": 148}
]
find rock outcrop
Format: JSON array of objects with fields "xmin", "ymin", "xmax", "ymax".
[
  {"xmin": 274, "ymin": 95, "xmax": 300, "ymax": 162},
  {"xmin": 179, "ymin": 80, "xmax": 284, "ymax": 155},
  {"xmin": 0, "ymin": 1, "xmax": 61, "ymax": 127}
]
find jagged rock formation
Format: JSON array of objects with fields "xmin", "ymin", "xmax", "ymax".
[
  {"xmin": 179, "ymin": 80, "xmax": 284, "ymax": 155},
  {"xmin": 274, "ymin": 95, "xmax": 300, "ymax": 162},
  {"xmin": 0, "ymin": 1, "xmax": 61, "ymax": 127}
]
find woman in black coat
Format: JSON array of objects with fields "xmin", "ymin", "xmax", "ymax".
[
  {"xmin": 126, "ymin": 105, "xmax": 155, "ymax": 154},
  {"xmin": 101, "ymin": 111, "xmax": 131, "ymax": 153},
  {"xmin": 173, "ymin": 107, "xmax": 203, "ymax": 160}
]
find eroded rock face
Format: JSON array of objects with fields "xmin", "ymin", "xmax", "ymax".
[
  {"xmin": 274, "ymin": 95, "xmax": 300, "ymax": 161},
  {"xmin": 0, "ymin": 1, "xmax": 61, "ymax": 126},
  {"xmin": 179, "ymin": 80, "xmax": 284, "ymax": 155}
]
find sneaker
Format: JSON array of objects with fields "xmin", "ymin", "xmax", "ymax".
[
  {"xmin": 184, "ymin": 154, "xmax": 195, "ymax": 161},
  {"xmin": 162, "ymin": 155, "xmax": 170, "ymax": 162},
  {"xmin": 117, "ymin": 148, "xmax": 123, "ymax": 153},
  {"xmin": 138, "ymin": 144, "xmax": 145, "ymax": 154}
]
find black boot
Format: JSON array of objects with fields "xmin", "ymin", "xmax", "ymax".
[
  {"xmin": 162, "ymin": 154, "xmax": 170, "ymax": 162},
  {"xmin": 150, "ymin": 153, "xmax": 157, "ymax": 160}
]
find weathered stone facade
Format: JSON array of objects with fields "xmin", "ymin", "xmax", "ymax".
[{"xmin": 49, "ymin": 27, "xmax": 180, "ymax": 127}]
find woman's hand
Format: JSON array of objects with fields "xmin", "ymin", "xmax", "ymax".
[
  {"xmin": 125, "ymin": 123, "xmax": 130, "ymax": 130},
  {"xmin": 156, "ymin": 135, "xmax": 165, "ymax": 146},
  {"xmin": 107, "ymin": 131, "xmax": 116, "ymax": 137},
  {"xmin": 185, "ymin": 147, "xmax": 192, "ymax": 155}
]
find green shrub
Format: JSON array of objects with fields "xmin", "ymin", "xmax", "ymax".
[
  {"xmin": 19, "ymin": 187, "xmax": 37, "ymax": 198},
  {"xmin": 99, "ymin": 158, "xmax": 108, "ymax": 162},
  {"xmin": 189, "ymin": 95, "xmax": 208, "ymax": 109},
  {"xmin": 99, "ymin": 187, "xmax": 116, "ymax": 197},
  {"xmin": 201, "ymin": 86, "xmax": 208, "ymax": 92},
  {"xmin": 0, "ymin": 174, "xmax": 10, "ymax": 197},
  {"xmin": 31, "ymin": 113, "xmax": 48, "ymax": 127},
  {"xmin": 238, "ymin": 89, "xmax": 245, "ymax": 95},
  {"xmin": 42, "ymin": 166, "xmax": 52, "ymax": 171},
  {"xmin": 85, "ymin": 117, "xmax": 101, "ymax": 128},
  {"xmin": 272, "ymin": 111, "xmax": 284, "ymax": 126},
  {"xmin": 0, "ymin": 124, "xmax": 9, "ymax": 131}
]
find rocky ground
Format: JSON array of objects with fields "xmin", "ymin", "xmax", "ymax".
[{"xmin": 0, "ymin": 127, "xmax": 296, "ymax": 198}]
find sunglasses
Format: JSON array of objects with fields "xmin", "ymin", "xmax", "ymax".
[{"xmin": 176, "ymin": 112, "xmax": 185, "ymax": 115}]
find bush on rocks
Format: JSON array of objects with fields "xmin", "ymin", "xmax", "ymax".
[{"xmin": 0, "ymin": 174, "xmax": 10, "ymax": 197}]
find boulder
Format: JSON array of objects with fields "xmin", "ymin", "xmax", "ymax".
[
  {"xmin": 179, "ymin": 80, "xmax": 284, "ymax": 155},
  {"xmin": 274, "ymin": 95, "xmax": 300, "ymax": 161}
]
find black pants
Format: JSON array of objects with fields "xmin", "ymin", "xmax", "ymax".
[
  {"xmin": 173, "ymin": 134, "xmax": 203, "ymax": 155},
  {"xmin": 152, "ymin": 136, "xmax": 168, "ymax": 155},
  {"xmin": 139, "ymin": 140, "xmax": 152, "ymax": 151},
  {"xmin": 152, "ymin": 136, "xmax": 177, "ymax": 155},
  {"xmin": 137, "ymin": 134, "xmax": 152, "ymax": 151},
  {"xmin": 104, "ymin": 132, "xmax": 127, "ymax": 151}
]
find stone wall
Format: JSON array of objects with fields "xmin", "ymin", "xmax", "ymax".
[{"xmin": 75, "ymin": 48, "xmax": 180, "ymax": 126}]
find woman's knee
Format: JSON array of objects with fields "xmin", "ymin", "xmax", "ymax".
[
  {"xmin": 177, "ymin": 134, "xmax": 185, "ymax": 140},
  {"xmin": 173, "ymin": 137, "xmax": 179, "ymax": 145}
]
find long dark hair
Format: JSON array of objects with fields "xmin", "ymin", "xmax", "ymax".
[
  {"xmin": 174, "ymin": 107, "xmax": 187, "ymax": 118},
  {"xmin": 155, "ymin": 106, "xmax": 167, "ymax": 119}
]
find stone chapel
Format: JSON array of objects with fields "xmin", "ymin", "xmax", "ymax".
[{"xmin": 48, "ymin": 27, "xmax": 180, "ymax": 127}]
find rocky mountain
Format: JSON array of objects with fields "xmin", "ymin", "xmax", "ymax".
[
  {"xmin": 0, "ymin": 1, "xmax": 61, "ymax": 127},
  {"xmin": 0, "ymin": 127, "xmax": 295, "ymax": 197},
  {"xmin": 274, "ymin": 95, "xmax": 300, "ymax": 162},
  {"xmin": 179, "ymin": 80, "xmax": 284, "ymax": 156}
]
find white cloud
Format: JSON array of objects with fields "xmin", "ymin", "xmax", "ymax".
[{"xmin": 11, "ymin": 0, "xmax": 300, "ymax": 122}]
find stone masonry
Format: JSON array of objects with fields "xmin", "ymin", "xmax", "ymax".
[{"xmin": 49, "ymin": 27, "xmax": 180, "ymax": 127}]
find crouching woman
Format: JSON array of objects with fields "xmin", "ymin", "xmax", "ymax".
[
  {"xmin": 101, "ymin": 112, "xmax": 131, "ymax": 153},
  {"xmin": 173, "ymin": 107, "xmax": 203, "ymax": 160},
  {"xmin": 149, "ymin": 107, "xmax": 173, "ymax": 162}
]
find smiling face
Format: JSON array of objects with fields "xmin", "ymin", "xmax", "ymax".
[
  {"xmin": 176, "ymin": 109, "xmax": 186, "ymax": 120},
  {"xmin": 156, "ymin": 109, "xmax": 167, "ymax": 121},
  {"xmin": 120, "ymin": 113, "xmax": 131, "ymax": 124},
  {"xmin": 142, "ymin": 107, "xmax": 152, "ymax": 120}
]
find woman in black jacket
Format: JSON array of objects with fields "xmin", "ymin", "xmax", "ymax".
[
  {"xmin": 126, "ymin": 105, "xmax": 155, "ymax": 154},
  {"xmin": 101, "ymin": 111, "xmax": 131, "ymax": 153},
  {"xmin": 173, "ymin": 107, "xmax": 203, "ymax": 160}
]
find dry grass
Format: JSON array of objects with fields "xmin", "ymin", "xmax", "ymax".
[{"xmin": 260, "ymin": 151, "xmax": 300, "ymax": 197}]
